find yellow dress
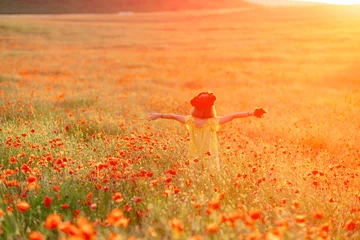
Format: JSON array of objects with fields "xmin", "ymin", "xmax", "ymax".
[{"xmin": 184, "ymin": 115, "xmax": 220, "ymax": 169}]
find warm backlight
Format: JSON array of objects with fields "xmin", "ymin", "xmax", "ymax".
[{"xmin": 294, "ymin": 0, "xmax": 360, "ymax": 4}]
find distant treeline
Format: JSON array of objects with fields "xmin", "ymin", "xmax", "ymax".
[{"xmin": 0, "ymin": 0, "xmax": 253, "ymax": 14}]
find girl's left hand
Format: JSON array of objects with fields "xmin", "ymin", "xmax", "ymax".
[
  {"xmin": 147, "ymin": 113, "xmax": 160, "ymax": 121},
  {"xmin": 254, "ymin": 107, "xmax": 267, "ymax": 118}
]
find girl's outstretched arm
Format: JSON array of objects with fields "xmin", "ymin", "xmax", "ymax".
[
  {"xmin": 218, "ymin": 107, "xmax": 266, "ymax": 124},
  {"xmin": 147, "ymin": 113, "xmax": 185, "ymax": 123}
]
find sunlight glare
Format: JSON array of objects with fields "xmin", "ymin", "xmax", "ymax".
[{"xmin": 293, "ymin": 0, "xmax": 360, "ymax": 4}]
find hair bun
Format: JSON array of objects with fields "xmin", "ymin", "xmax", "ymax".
[{"xmin": 190, "ymin": 91, "xmax": 216, "ymax": 108}]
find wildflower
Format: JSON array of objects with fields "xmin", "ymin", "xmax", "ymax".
[
  {"xmin": 27, "ymin": 176, "xmax": 37, "ymax": 184},
  {"xmin": 62, "ymin": 203, "xmax": 70, "ymax": 209},
  {"xmin": 218, "ymin": 192, "xmax": 225, "ymax": 200},
  {"xmin": 249, "ymin": 209, "xmax": 262, "ymax": 220},
  {"xmin": 21, "ymin": 164, "xmax": 32, "ymax": 173},
  {"xmin": 6, "ymin": 203, "xmax": 14, "ymax": 213},
  {"xmin": 186, "ymin": 178, "xmax": 192, "ymax": 187},
  {"xmin": 44, "ymin": 196, "xmax": 52, "ymax": 208},
  {"xmin": 167, "ymin": 169, "xmax": 176, "ymax": 175},
  {"xmin": 124, "ymin": 204, "xmax": 132, "ymax": 212},
  {"xmin": 319, "ymin": 222, "xmax": 331, "ymax": 237},
  {"xmin": 312, "ymin": 209, "xmax": 324, "ymax": 219},
  {"xmin": 163, "ymin": 189, "xmax": 171, "ymax": 197},
  {"xmin": 206, "ymin": 223, "xmax": 218, "ymax": 234},
  {"xmin": 275, "ymin": 219, "xmax": 289, "ymax": 227},
  {"xmin": 9, "ymin": 156, "xmax": 17, "ymax": 164},
  {"xmin": 109, "ymin": 233, "xmax": 122, "ymax": 240},
  {"xmin": 208, "ymin": 199, "xmax": 221, "ymax": 211},
  {"xmin": 345, "ymin": 219, "xmax": 356, "ymax": 231},
  {"xmin": 17, "ymin": 201, "xmax": 30, "ymax": 212},
  {"xmin": 77, "ymin": 216, "xmax": 96, "ymax": 239},
  {"xmin": 112, "ymin": 192, "xmax": 123, "ymax": 202},
  {"xmin": 86, "ymin": 192, "xmax": 93, "ymax": 199},
  {"xmin": 59, "ymin": 221, "xmax": 82, "ymax": 237},
  {"xmin": 168, "ymin": 218, "xmax": 184, "ymax": 232},
  {"xmin": 29, "ymin": 232, "xmax": 44, "ymax": 240},
  {"xmin": 294, "ymin": 214, "xmax": 306, "ymax": 226},
  {"xmin": 6, "ymin": 180, "xmax": 20, "ymax": 187},
  {"xmin": 74, "ymin": 209, "xmax": 81, "ymax": 217},
  {"xmin": 45, "ymin": 214, "xmax": 62, "ymax": 230},
  {"xmin": 106, "ymin": 209, "xmax": 130, "ymax": 227},
  {"xmin": 291, "ymin": 201, "xmax": 300, "ymax": 210},
  {"xmin": 150, "ymin": 180, "xmax": 159, "ymax": 187}
]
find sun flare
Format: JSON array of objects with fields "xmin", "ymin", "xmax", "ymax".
[{"xmin": 294, "ymin": 0, "xmax": 360, "ymax": 4}]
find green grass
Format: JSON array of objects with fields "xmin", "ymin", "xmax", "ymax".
[
  {"xmin": 0, "ymin": 74, "xmax": 21, "ymax": 83},
  {"xmin": 0, "ymin": 9, "xmax": 360, "ymax": 239},
  {"xmin": 0, "ymin": 22, "xmax": 50, "ymax": 35}
]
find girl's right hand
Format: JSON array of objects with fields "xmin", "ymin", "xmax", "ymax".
[{"xmin": 147, "ymin": 113, "xmax": 160, "ymax": 121}]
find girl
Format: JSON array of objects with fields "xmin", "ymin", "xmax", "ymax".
[{"xmin": 147, "ymin": 91, "xmax": 266, "ymax": 169}]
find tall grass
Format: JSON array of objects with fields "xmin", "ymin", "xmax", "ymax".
[{"xmin": 0, "ymin": 8, "xmax": 360, "ymax": 239}]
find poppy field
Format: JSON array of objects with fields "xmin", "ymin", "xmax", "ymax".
[{"xmin": 1, "ymin": 6, "xmax": 360, "ymax": 239}]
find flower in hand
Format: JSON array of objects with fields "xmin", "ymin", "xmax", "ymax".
[{"xmin": 254, "ymin": 107, "xmax": 267, "ymax": 118}]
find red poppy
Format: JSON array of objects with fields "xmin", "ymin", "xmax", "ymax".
[
  {"xmin": 27, "ymin": 176, "xmax": 37, "ymax": 184},
  {"xmin": 112, "ymin": 192, "xmax": 123, "ymax": 202},
  {"xmin": 62, "ymin": 203, "xmax": 70, "ymax": 209},
  {"xmin": 17, "ymin": 201, "xmax": 30, "ymax": 212},
  {"xmin": 29, "ymin": 232, "xmax": 44, "ymax": 240},
  {"xmin": 206, "ymin": 223, "xmax": 218, "ymax": 234},
  {"xmin": 86, "ymin": 192, "xmax": 93, "ymax": 199},
  {"xmin": 44, "ymin": 196, "xmax": 52, "ymax": 208},
  {"xmin": 168, "ymin": 218, "xmax": 184, "ymax": 232},
  {"xmin": 249, "ymin": 209, "xmax": 262, "ymax": 220},
  {"xmin": 106, "ymin": 209, "xmax": 130, "ymax": 227},
  {"xmin": 45, "ymin": 214, "xmax": 62, "ymax": 230},
  {"xmin": 345, "ymin": 219, "xmax": 356, "ymax": 231}
]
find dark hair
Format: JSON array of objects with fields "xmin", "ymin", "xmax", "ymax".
[{"xmin": 191, "ymin": 106, "xmax": 216, "ymax": 119}]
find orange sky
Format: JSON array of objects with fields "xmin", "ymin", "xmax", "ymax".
[
  {"xmin": 250, "ymin": 0, "xmax": 360, "ymax": 5},
  {"xmin": 293, "ymin": 0, "xmax": 360, "ymax": 4}
]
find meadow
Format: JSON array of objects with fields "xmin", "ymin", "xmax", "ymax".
[{"xmin": 1, "ymin": 5, "xmax": 360, "ymax": 239}]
